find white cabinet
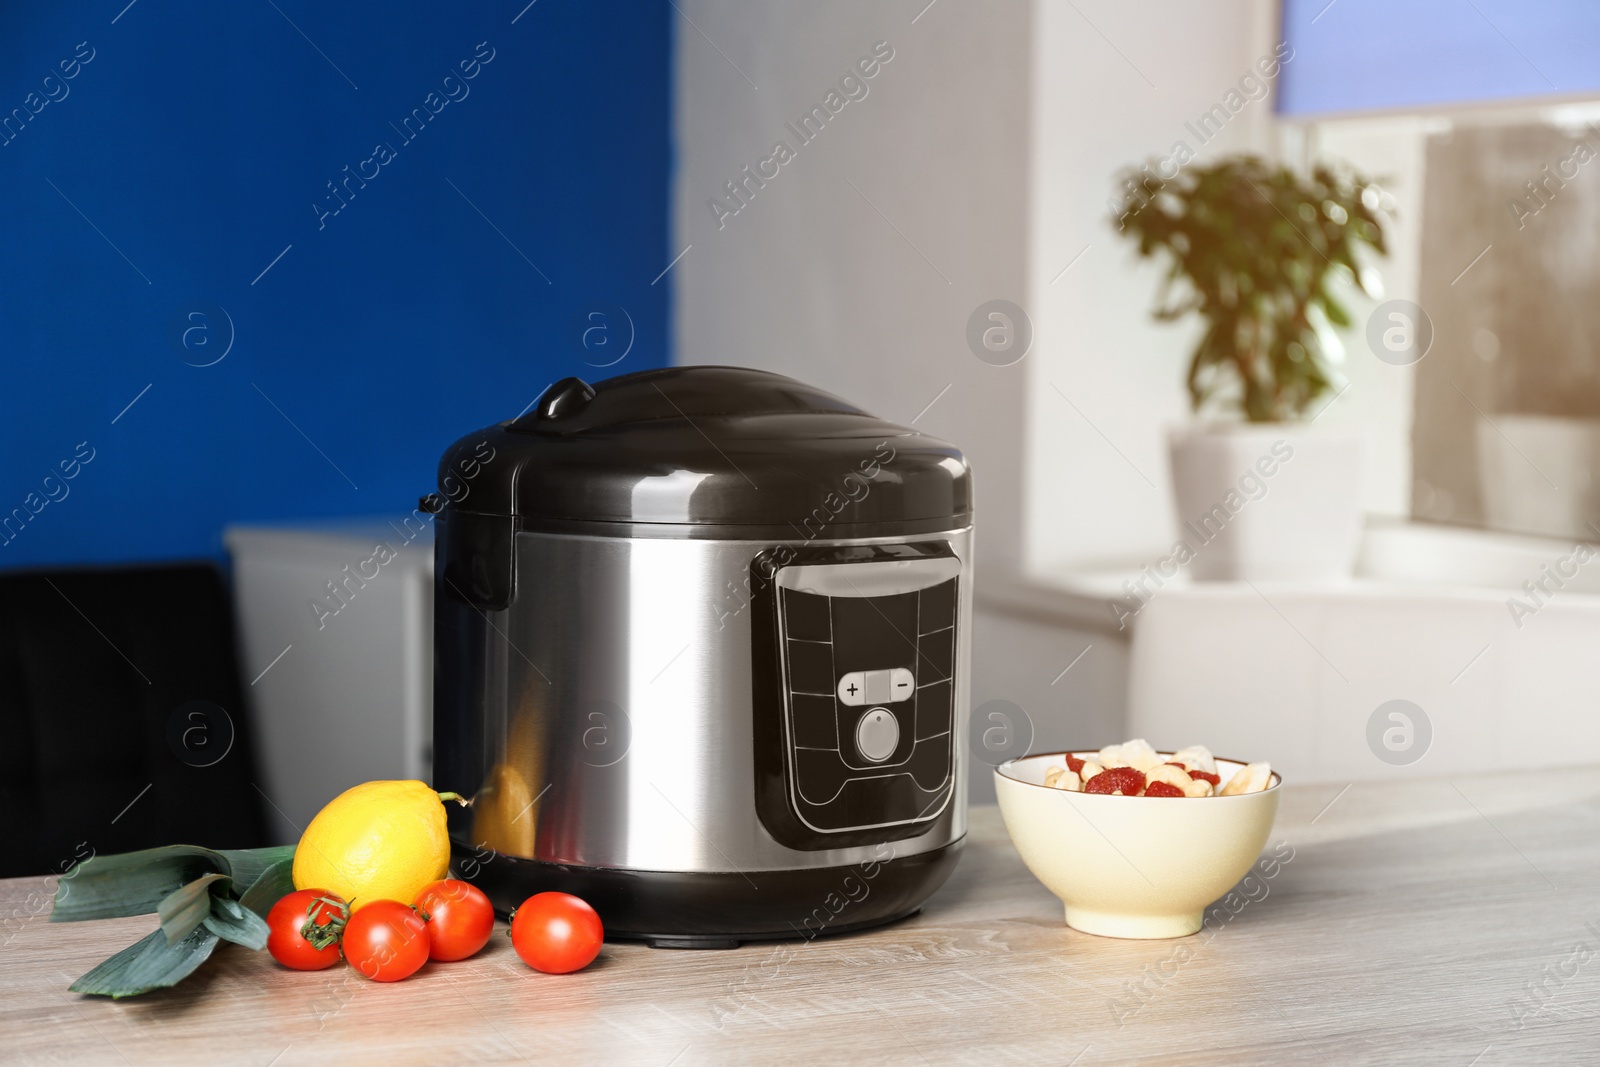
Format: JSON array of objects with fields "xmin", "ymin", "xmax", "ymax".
[{"xmin": 226, "ymin": 519, "xmax": 433, "ymax": 843}]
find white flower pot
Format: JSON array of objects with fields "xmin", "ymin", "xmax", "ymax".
[
  {"xmin": 1476, "ymin": 415, "xmax": 1600, "ymax": 541},
  {"xmin": 1167, "ymin": 424, "xmax": 1362, "ymax": 581}
]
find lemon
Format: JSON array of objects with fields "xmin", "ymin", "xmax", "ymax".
[{"xmin": 292, "ymin": 780, "xmax": 454, "ymax": 910}]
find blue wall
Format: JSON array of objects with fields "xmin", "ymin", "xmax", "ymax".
[
  {"xmin": 1280, "ymin": 0, "xmax": 1600, "ymax": 115},
  {"xmin": 0, "ymin": 0, "xmax": 671, "ymax": 568}
]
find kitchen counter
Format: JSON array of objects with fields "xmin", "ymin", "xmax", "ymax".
[{"xmin": 4, "ymin": 766, "xmax": 1600, "ymax": 1066}]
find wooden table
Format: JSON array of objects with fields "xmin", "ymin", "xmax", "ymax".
[{"xmin": 5, "ymin": 767, "xmax": 1600, "ymax": 1066}]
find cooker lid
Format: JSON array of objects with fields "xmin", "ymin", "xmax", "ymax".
[{"xmin": 435, "ymin": 366, "xmax": 971, "ymax": 528}]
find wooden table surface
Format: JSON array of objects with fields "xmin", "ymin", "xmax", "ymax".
[{"xmin": 5, "ymin": 766, "xmax": 1600, "ymax": 1066}]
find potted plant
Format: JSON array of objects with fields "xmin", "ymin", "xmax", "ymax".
[{"xmin": 1114, "ymin": 155, "xmax": 1389, "ymax": 580}]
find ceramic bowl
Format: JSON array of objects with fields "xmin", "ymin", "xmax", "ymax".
[{"xmin": 994, "ymin": 751, "xmax": 1281, "ymax": 939}]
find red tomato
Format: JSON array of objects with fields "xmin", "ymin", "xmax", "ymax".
[
  {"xmin": 342, "ymin": 900, "xmax": 430, "ymax": 982},
  {"xmin": 414, "ymin": 879, "xmax": 495, "ymax": 962},
  {"xmin": 266, "ymin": 889, "xmax": 347, "ymax": 971},
  {"xmin": 509, "ymin": 892, "xmax": 603, "ymax": 974}
]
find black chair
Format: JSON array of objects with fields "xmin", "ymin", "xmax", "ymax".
[{"xmin": 0, "ymin": 563, "xmax": 269, "ymax": 878}]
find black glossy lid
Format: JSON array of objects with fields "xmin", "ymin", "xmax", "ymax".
[{"xmin": 435, "ymin": 366, "xmax": 971, "ymax": 530}]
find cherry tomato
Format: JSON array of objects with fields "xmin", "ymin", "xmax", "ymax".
[
  {"xmin": 509, "ymin": 892, "xmax": 603, "ymax": 974},
  {"xmin": 266, "ymin": 889, "xmax": 347, "ymax": 971},
  {"xmin": 342, "ymin": 900, "xmax": 430, "ymax": 982},
  {"xmin": 414, "ymin": 879, "xmax": 495, "ymax": 962}
]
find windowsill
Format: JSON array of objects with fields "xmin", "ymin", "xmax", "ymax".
[{"xmin": 978, "ymin": 516, "xmax": 1600, "ymax": 637}]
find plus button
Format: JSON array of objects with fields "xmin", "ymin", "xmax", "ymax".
[{"xmin": 846, "ymin": 683, "xmax": 859, "ymax": 696}]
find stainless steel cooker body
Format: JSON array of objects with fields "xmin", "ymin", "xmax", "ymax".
[{"xmin": 436, "ymin": 524, "xmax": 972, "ymax": 877}]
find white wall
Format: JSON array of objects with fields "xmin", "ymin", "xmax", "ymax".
[{"xmin": 670, "ymin": 0, "xmax": 1031, "ymax": 582}]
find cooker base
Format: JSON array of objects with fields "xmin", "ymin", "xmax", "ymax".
[
  {"xmin": 454, "ymin": 837, "xmax": 963, "ymax": 949},
  {"xmin": 636, "ymin": 906, "xmax": 922, "ymax": 950}
]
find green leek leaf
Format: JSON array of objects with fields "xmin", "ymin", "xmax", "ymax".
[
  {"xmin": 203, "ymin": 895, "xmax": 270, "ymax": 950},
  {"xmin": 52, "ymin": 844, "xmax": 296, "ymax": 923},
  {"xmin": 55, "ymin": 843, "xmax": 299, "ymax": 998},
  {"xmin": 217, "ymin": 845, "xmax": 296, "ymax": 891},
  {"xmin": 69, "ymin": 926, "xmax": 220, "ymax": 999},
  {"xmin": 157, "ymin": 873, "xmax": 231, "ymax": 945},
  {"xmin": 237, "ymin": 857, "xmax": 296, "ymax": 920},
  {"xmin": 51, "ymin": 845, "xmax": 229, "ymax": 922}
]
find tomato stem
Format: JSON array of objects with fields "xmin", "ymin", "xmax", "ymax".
[{"xmin": 300, "ymin": 895, "xmax": 349, "ymax": 951}]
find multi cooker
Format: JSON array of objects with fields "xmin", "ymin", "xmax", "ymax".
[{"xmin": 430, "ymin": 365, "xmax": 972, "ymax": 947}]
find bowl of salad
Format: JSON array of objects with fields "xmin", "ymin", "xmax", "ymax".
[{"xmin": 995, "ymin": 739, "xmax": 1280, "ymax": 939}]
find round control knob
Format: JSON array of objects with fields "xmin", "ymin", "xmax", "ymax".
[{"xmin": 856, "ymin": 707, "xmax": 900, "ymax": 763}]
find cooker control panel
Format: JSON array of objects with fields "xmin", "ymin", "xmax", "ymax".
[{"xmin": 752, "ymin": 541, "xmax": 960, "ymax": 848}]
